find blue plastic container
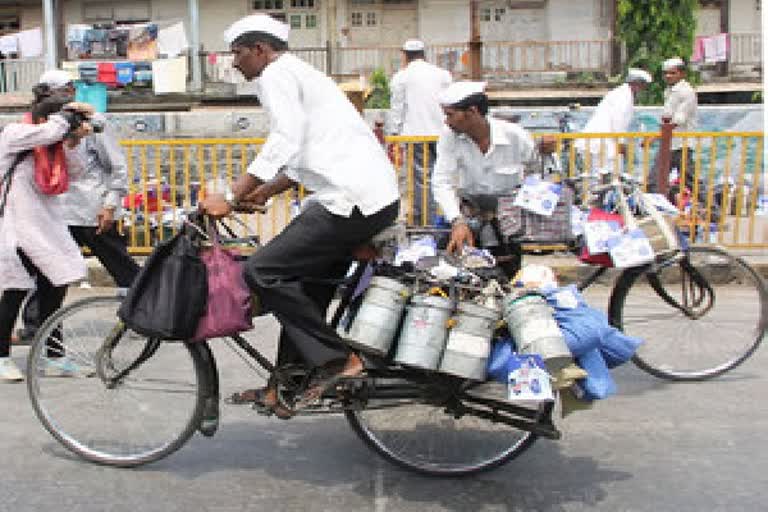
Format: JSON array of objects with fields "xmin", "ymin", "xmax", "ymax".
[
  {"xmin": 115, "ymin": 62, "xmax": 134, "ymax": 85},
  {"xmin": 74, "ymin": 81, "xmax": 108, "ymax": 113}
]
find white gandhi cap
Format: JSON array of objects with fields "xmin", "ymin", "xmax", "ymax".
[
  {"xmin": 438, "ymin": 81, "xmax": 487, "ymax": 106},
  {"xmin": 39, "ymin": 69, "xmax": 73, "ymax": 89},
  {"xmin": 402, "ymin": 39, "xmax": 425, "ymax": 51},
  {"xmin": 662, "ymin": 57, "xmax": 685, "ymax": 71},
  {"xmin": 626, "ymin": 68, "xmax": 652, "ymax": 83},
  {"xmin": 224, "ymin": 14, "xmax": 290, "ymax": 44}
]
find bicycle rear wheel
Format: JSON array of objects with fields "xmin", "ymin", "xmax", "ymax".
[
  {"xmin": 27, "ymin": 296, "xmax": 207, "ymax": 467},
  {"xmin": 345, "ymin": 375, "xmax": 552, "ymax": 476},
  {"xmin": 610, "ymin": 246, "xmax": 767, "ymax": 380}
]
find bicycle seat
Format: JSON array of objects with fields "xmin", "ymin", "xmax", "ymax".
[{"xmin": 352, "ymin": 223, "xmax": 404, "ymax": 261}]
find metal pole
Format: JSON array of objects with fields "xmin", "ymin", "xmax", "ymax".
[
  {"xmin": 42, "ymin": 0, "xmax": 57, "ymax": 69},
  {"xmin": 469, "ymin": 0, "xmax": 482, "ymax": 80},
  {"xmin": 657, "ymin": 116, "xmax": 674, "ymax": 196},
  {"xmin": 188, "ymin": 0, "xmax": 202, "ymax": 92}
]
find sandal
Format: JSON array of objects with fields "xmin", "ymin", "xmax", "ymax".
[
  {"xmin": 295, "ymin": 355, "xmax": 366, "ymax": 410},
  {"xmin": 226, "ymin": 387, "xmax": 268, "ymax": 406},
  {"xmin": 261, "ymin": 387, "xmax": 295, "ymax": 420}
]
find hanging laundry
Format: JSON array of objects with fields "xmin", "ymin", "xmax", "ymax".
[
  {"xmin": 157, "ymin": 22, "xmax": 189, "ymax": 58},
  {"xmin": 17, "ymin": 28, "xmax": 43, "ymax": 58},
  {"xmin": 711, "ymin": 33, "xmax": 729, "ymax": 63},
  {"xmin": 691, "ymin": 36, "xmax": 705, "ymax": 63},
  {"xmin": 0, "ymin": 34, "xmax": 18, "ymax": 56}
]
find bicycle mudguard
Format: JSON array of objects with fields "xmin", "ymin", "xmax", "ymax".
[{"xmin": 192, "ymin": 341, "xmax": 220, "ymax": 438}]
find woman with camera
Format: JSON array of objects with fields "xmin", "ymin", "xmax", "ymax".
[
  {"xmin": 0, "ymin": 86, "xmax": 95, "ymax": 382},
  {"xmin": 16, "ymin": 71, "xmax": 139, "ymax": 345}
]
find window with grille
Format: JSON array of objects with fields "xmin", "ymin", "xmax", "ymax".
[
  {"xmin": 351, "ymin": 12, "xmax": 363, "ymax": 26},
  {"xmin": 366, "ymin": 12, "xmax": 377, "ymax": 26},
  {"xmin": 252, "ymin": 0, "xmax": 285, "ymax": 9}
]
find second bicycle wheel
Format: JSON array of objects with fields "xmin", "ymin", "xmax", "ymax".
[
  {"xmin": 27, "ymin": 296, "xmax": 207, "ymax": 467},
  {"xmin": 345, "ymin": 376, "xmax": 551, "ymax": 476},
  {"xmin": 610, "ymin": 246, "xmax": 767, "ymax": 380}
]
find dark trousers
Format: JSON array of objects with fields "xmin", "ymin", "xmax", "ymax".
[
  {"xmin": 243, "ymin": 200, "xmax": 399, "ymax": 369},
  {"xmin": 649, "ymin": 148, "xmax": 720, "ymax": 222},
  {"xmin": 22, "ymin": 224, "xmax": 140, "ymax": 335},
  {"xmin": 0, "ymin": 249, "xmax": 66, "ymax": 358},
  {"xmin": 409, "ymin": 142, "xmax": 437, "ymax": 226}
]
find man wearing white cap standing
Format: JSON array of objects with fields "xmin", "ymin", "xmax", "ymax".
[
  {"xmin": 649, "ymin": 57, "xmax": 699, "ymax": 195},
  {"xmin": 388, "ymin": 39, "xmax": 452, "ymax": 226},
  {"xmin": 200, "ymin": 14, "xmax": 399, "ymax": 416},
  {"xmin": 575, "ymin": 68, "xmax": 652, "ymax": 176},
  {"xmin": 432, "ymin": 81, "xmax": 536, "ymax": 275}
]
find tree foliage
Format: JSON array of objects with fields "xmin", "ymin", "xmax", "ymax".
[
  {"xmin": 365, "ymin": 68, "xmax": 391, "ymax": 109},
  {"xmin": 617, "ymin": 0, "xmax": 698, "ymax": 104}
]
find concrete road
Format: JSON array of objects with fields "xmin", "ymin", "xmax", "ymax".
[{"xmin": 1, "ymin": 284, "xmax": 766, "ymax": 512}]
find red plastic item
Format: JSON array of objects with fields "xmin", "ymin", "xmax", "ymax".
[{"xmin": 97, "ymin": 62, "xmax": 117, "ymax": 87}]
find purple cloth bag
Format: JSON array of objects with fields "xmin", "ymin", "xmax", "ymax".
[{"xmin": 192, "ymin": 235, "xmax": 253, "ymax": 341}]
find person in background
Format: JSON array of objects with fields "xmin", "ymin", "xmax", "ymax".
[
  {"xmin": 200, "ymin": 14, "xmax": 399, "ymax": 417},
  {"xmin": 388, "ymin": 39, "xmax": 452, "ymax": 226},
  {"xmin": 0, "ymin": 92, "xmax": 94, "ymax": 382},
  {"xmin": 432, "ymin": 81, "xmax": 537, "ymax": 277},
  {"xmin": 649, "ymin": 56, "xmax": 698, "ymax": 193},
  {"xmin": 16, "ymin": 70, "xmax": 140, "ymax": 344},
  {"xmin": 648, "ymin": 57, "xmax": 715, "ymax": 221},
  {"xmin": 575, "ymin": 68, "xmax": 652, "ymax": 176}
]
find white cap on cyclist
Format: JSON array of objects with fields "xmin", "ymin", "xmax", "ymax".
[
  {"xmin": 662, "ymin": 57, "xmax": 685, "ymax": 71},
  {"xmin": 224, "ymin": 14, "xmax": 290, "ymax": 44},
  {"xmin": 438, "ymin": 81, "xmax": 487, "ymax": 106},
  {"xmin": 626, "ymin": 68, "xmax": 652, "ymax": 84}
]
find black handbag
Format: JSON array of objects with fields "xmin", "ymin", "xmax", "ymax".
[{"xmin": 118, "ymin": 224, "xmax": 208, "ymax": 340}]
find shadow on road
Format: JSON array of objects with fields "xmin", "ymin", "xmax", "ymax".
[{"xmin": 128, "ymin": 417, "xmax": 633, "ymax": 511}]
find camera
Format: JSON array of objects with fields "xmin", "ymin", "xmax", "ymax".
[{"xmin": 70, "ymin": 111, "xmax": 104, "ymax": 133}]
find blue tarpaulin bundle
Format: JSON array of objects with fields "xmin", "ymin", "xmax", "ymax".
[{"xmin": 546, "ymin": 285, "xmax": 643, "ymax": 399}]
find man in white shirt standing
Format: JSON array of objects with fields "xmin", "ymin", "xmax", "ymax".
[
  {"xmin": 200, "ymin": 15, "xmax": 400, "ymax": 416},
  {"xmin": 575, "ymin": 68, "xmax": 652, "ymax": 176},
  {"xmin": 388, "ymin": 39, "xmax": 452, "ymax": 226},
  {"xmin": 432, "ymin": 81, "xmax": 536, "ymax": 276},
  {"xmin": 649, "ymin": 57, "xmax": 698, "ymax": 193}
]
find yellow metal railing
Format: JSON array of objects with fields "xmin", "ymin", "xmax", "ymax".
[{"xmin": 120, "ymin": 131, "xmax": 765, "ymax": 254}]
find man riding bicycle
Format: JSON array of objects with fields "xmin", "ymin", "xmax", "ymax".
[{"xmin": 200, "ymin": 14, "xmax": 399, "ymax": 417}]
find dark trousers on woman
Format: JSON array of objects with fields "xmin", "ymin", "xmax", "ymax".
[
  {"xmin": 243, "ymin": 200, "xmax": 399, "ymax": 369},
  {"xmin": 21, "ymin": 224, "xmax": 140, "ymax": 338},
  {"xmin": 0, "ymin": 249, "xmax": 66, "ymax": 358}
]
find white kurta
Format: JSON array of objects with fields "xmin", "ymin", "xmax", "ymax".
[
  {"xmin": 388, "ymin": 59, "xmax": 453, "ymax": 136},
  {"xmin": 0, "ymin": 115, "xmax": 87, "ymax": 290},
  {"xmin": 575, "ymin": 83, "xmax": 635, "ymax": 174}
]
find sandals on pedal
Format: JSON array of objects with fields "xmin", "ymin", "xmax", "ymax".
[{"xmin": 226, "ymin": 386, "xmax": 295, "ymax": 420}]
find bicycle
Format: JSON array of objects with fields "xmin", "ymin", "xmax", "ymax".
[
  {"xmin": 26, "ymin": 215, "xmax": 557, "ymax": 476},
  {"xmin": 564, "ymin": 173, "xmax": 767, "ymax": 381}
]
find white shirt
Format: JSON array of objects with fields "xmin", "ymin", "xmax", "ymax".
[
  {"xmin": 432, "ymin": 118, "xmax": 536, "ymax": 222},
  {"xmin": 247, "ymin": 53, "xmax": 399, "ymax": 217},
  {"xmin": 663, "ymin": 79, "xmax": 697, "ymax": 150},
  {"xmin": 575, "ymin": 83, "xmax": 635, "ymax": 166},
  {"xmin": 388, "ymin": 59, "xmax": 452, "ymax": 136}
]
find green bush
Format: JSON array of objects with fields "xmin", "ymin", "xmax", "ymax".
[
  {"xmin": 366, "ymin": 68, "xmax": 390, "ymax": 109},
  {"xmin": 617, "ymin": 0, "xmax": 699, "ymax": 105}
]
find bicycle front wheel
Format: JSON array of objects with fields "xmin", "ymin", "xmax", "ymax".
[
  {"xmin": 27, "ymin": 296, "xmax": 207, "ymax": 467},
  {"xmin": 345, "ymin": 376, "xmax": 551, "ymax": 477},
  {"xmin": 610, "ymin": 246, "xmax": 767, "ymax": 380}
]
